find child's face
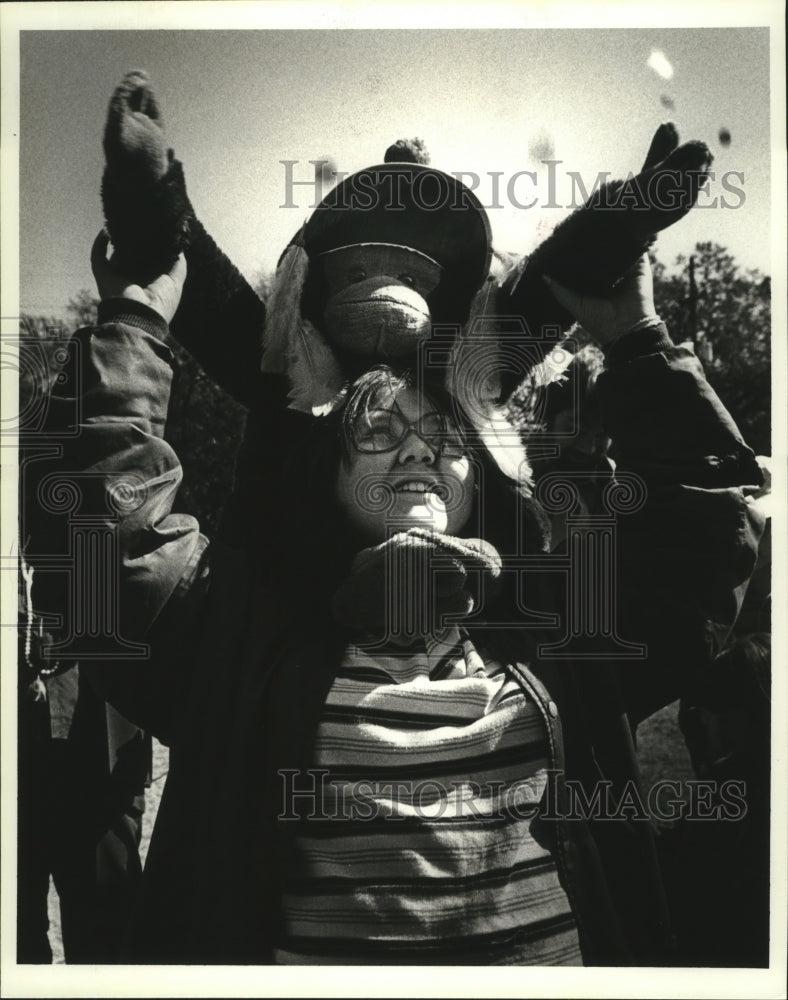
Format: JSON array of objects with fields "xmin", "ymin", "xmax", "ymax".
[{"xmin": 336, "ymin": 385, "xmax": 475, "ymax": 541}]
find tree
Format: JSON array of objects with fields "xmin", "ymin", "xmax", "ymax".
[
  {"xmin": 651, "ymin": 243, "xmax": 770, "ymax": 455},
  {"xmin": 65, "ymin": 289, "xmax": 99, "ymax": 329}
]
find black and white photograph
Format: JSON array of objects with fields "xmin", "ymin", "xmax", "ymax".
[{"xmin": 1, "ymin": 2, "xmax": 785, "ymax": 997}]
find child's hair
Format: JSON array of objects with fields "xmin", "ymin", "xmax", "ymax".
[{"xmin": 338, "ymin": 365, "xmax": 421, "ymax": 463}]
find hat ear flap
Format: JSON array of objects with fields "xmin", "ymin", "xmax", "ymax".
[
  {"xmin": 262, "ymin": 237, "xmax": 346, "ymax": 416},
  {"xmin": 446, "ymin": 276, "xmax": 533, "ymax": 487},
  {"xmin": 261, "ymin": 238, "xmax": 310, "ymax": 375},
  {"xmin": 287, "ymin": 318, "xmax": 347, "ymax": 416}
]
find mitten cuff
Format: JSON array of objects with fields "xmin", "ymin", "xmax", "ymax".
[
  {"xmin": 603, "ymin": 320, "xmax": 674, "ymax": 367},
  {"xmin": 97, "ymin": 297, "xmax": 169, "ymax": 340}
]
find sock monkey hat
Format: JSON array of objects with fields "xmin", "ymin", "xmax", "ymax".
[{"xmin": 261, "ymin": 140, "xmax": 495, "ymax": 417}]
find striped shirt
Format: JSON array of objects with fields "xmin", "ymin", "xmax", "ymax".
[{"xmin": 275, "ymin": 626, "xmax": 582, "ymax": 965}]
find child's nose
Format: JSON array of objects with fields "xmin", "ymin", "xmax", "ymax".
[{"xmin": 397, "ymin": 430, "xmax": 436, "ymax": 465}]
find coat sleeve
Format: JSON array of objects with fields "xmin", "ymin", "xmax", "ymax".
[
  {"xmin": 168, "ymin": 218, "xmax": 267, "ymax": 408},
  {"xmin": 23, "ymin": 298, "xmax": 210, "ymax": 740},
  {"xmin": 594, "ymin": 322, "xmax": 765, "ymax": 723}
]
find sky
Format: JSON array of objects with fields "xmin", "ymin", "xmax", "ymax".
[{"xmin": 6, "ymin": 12, "xmax": 778, "ymax": 318}]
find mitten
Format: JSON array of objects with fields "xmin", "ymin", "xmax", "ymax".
[
  {"xmin": 101, "ymin": 70, "xmax": 196, "ymax": 284},
  {"xmin": 331, "ymin": 529, "xmax": 502, "ymax": 645},
  {"xmin": 531, "ymin": 122, "xmax": 713, "ymax": 293},
  {"xmin": 499, "ymin": 123, "xmax": 712, "ymax": 394},
  {"xmin": 101, "ymin": 71, "xmax": 266, "ymax": 404}
]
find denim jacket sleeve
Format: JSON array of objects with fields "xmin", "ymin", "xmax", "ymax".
[
  {"xmin": 594, "ymin": 321, "xmax": 766, "ymax": 722},
  {"xmin": 24, "ymin": 298, "xmax": 209, "ymax": 739}
]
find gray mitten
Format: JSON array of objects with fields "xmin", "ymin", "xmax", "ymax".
[
  {"xmin": 100, "ymin": 70, "xmax": 266, "ymax": 406},
  {"xmin": 332, "ymin": 529, "xmax": 502, "ymax": 645},
  {"xmin": 529, "ymin": 122, "xmax": 713, "ymax": 294},
  {"xmin": 101, "ymin": 70, "xmax": 196, "ymax": 284}
]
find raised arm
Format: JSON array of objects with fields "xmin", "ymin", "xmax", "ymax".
[
  {"xmin": 544, "ymin": 256, "xmax": 765, "ymax": 723},
  {"xmin": 169, "ymin": 216, "xmax": 266, "ymax": 405},
  {"xmin": 23, "ymin": 236, "xmax": 208, "ymax": 738}
]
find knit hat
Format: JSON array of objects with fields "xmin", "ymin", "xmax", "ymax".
[
  {"xmin": 302, "ymin": 154, "xmax": 492, "ymax": 308},
  {"xmin": 261, "ymin": 140, "xmax": 494, "ymax": 417}
]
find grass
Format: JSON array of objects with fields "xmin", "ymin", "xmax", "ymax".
[{"xmin": 637, "ymin": 700, "xmax": 695, "ymax": 788}]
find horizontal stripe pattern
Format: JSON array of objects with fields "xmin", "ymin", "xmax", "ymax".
[{"xmin": 275, "ymin": 627, "xmax": 581, "ymax": 966}]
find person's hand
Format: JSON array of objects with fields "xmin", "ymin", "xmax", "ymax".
[
  {"xmin": 91, "ymin": 231, "xmax": 186, "ymax": 324},
  {"xmin": 332, "ymin": 528, "xmax": 501, "ymax": 645},
  {"xmin": 543, "ymin": 253, "xmax": 658, "ymax": 346}
]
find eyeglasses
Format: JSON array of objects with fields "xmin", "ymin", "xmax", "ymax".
[{"xmin": 351, "ymin": 404, "xmax": 467, "ymax": 458}]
